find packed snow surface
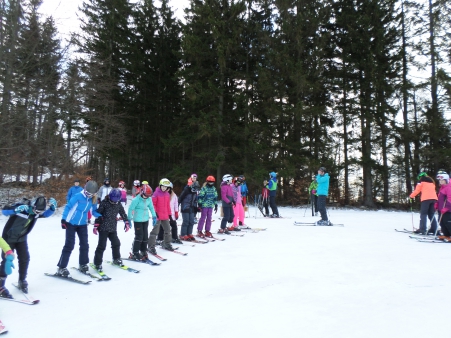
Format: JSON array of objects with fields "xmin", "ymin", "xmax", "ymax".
[{"xmin": 0, "ymin": 206, "xmax": 448, "ymax": 338}]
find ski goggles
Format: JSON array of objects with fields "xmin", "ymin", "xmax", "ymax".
[{"xmin": 85, "ymin": 191, "xmax": 95, "ymax": 198}]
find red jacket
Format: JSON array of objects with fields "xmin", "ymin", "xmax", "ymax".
[{"xmin": 152, "ymin": 187, "xmax": 171, "ymax": 220}]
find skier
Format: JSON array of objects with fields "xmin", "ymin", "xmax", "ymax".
[
  {"xmin": 66, "ymin": 179, "xmax": 83, "ymax": 203},
  {"xmin": 410, "ymin": 170, "xmax": 438, "ymax": 235},
  {"xmin": 0, "ymin": 235, "xmax": 15, "ymax": 299},
  {"xmin": 157, "ymin": 182, "xmax": 182, "ymax": 244},
  {"xmin": 117, "ymin": 181, "xmax": 127, "ymax": 220},
  {"xmin": 1, "ymin": 196, "xmax": 57, "ymax": 294},
  {"xmin": 57, "ymin": 180, "xmax": 101, "ymax": 277},
  {"xmin": 219, "ymin": 174, "xmax": 234, "ymax": 234},
  {"xmin": 127, "ymin": 184, "xmax": 156, "ymax": 260},
  {"xmin": 240, "ymin": 175, "xmax": 248, "ymax": 207},
  {"xmin": 262, "ymin": 180, "xmax": 270, "ymax": 217},
  {"xmin": 179, "ymin": 178, "xmax": 200, "ymax": 241},
  {"xmin": 93, "ymin": 189, "xmax": 130, "ymax": 270},
  {"xmin": 308, "ymin": 177, "xmax": 319, "ymax": 216},
  {"xmin": 86, "ymin": 176, "xmax": 93, "ymax": 224},
  {"xmin": 132, "ymin": 180, "xmax": 141, "ymax": 197},
  {"xmin": 435, "ymin": 170, "xmax": 450, "ymax": 239},
  {"xmin": 148, "ymin": 179, "xmax": 174, "ymax": 254},
  {"xmin": 197, "ymin": 176, "xmax": 218, "ymax": 238},
  {"xmin": 231, "ymin": 176, "xmax": 244, "ymax": 229},
  {"xmin": 97, "ymin": 178, "xmax": 112, "ymax": 202},
  {"xmin": 316, "ymin": 167, "xmax": 330, "ymax": 226},
  {"xmin": 266, "ymin": 172, "xmax": 280, "ymax": 217}
]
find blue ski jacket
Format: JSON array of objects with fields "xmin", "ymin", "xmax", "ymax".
[
  {"xmin": 62, "ymin": 191, "xmax": 101, "ymax": 226},
  {"xmin": 316, "ymin": 173, "xmax": 330, "ymax": 196}
]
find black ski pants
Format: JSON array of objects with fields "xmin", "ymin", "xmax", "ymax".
[
  {"xmin": 312, "ymin": 193, "xmax": 318, "ymax": 213},
  {"xmin": 419, "ymin": 199, "xmax": 438, "ymax": 233},
  {"xmin": 0, "ymin": 240, "xmax": 29, "ymax": 281},
  {"xmin": 262, "ymin": 197, "xmax": 269, "ymax": 216},
  {"xmin": 158, "ymin": 218, "xmax": 178, "ymax": 240},
  {"xmin": 94, "ymin": 231, "xmax": 121, "ymax": 265},
  {"xmin": 317, "ymin": 195, "xmax": 328, "ymax": 221},
  {"xmin": 132, "ymin": 221, "xmax": 149, "ymax": 254},
  {"xmin": 58, "ymin": 224, "xmax": 89, "ymax": 268},
  {"xmin": 221, "ymin": 206, "xmax": 234, "ymax": 229},
  {"xmin": 439, "ymin": 212, "xmax": 451, "ymax": 236}
]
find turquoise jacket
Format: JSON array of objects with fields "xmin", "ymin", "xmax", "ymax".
[
  {"xmin": 316, "ymin": 173, "xmax": 330, "ymax": 196},
  {"xmin": 127, "ymin": 195, "xmax": 156, "ymax": 222}
]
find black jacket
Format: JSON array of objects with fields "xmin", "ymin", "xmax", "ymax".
[{"xmin": 95, "ymin": 200, "xmax": 128, "ymax": 232}]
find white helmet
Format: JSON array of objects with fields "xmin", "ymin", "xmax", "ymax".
[
  {"xmin": 133, "ymin": 180, "xmax": 140, "ymax": 186},
  {"xmin": 436, "ymin": 170, "xmax": 449, "ymax": 183},
  {"xmin": 222, "ymin": 174, "xmax": 233, "ymax": 183}
]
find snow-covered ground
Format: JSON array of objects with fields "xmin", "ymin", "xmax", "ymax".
[{"xmin": 0, "ymin": 205, "xmax": 449, "ymax": 338}]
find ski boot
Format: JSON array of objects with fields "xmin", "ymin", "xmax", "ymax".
[
  {"xmin": 0, "ymin": 278, "xmax": 12, "ymax": 299},
  {"xmin": 161, "ymin": 242, "xmax": 174, "ymax": 251},
  {"xmin": 112, "ymin": 258, "xmax": 122, "ymax": 266},
  {"xmin": 140, "ymin": 251, "xmax": 148, "ymax": 260},
  {"xmin": 205, "ymin": 231, "xmax": 213, "ymax": 238},
  {"xmin": 172, "ymin": 238, "xmax": 183, "ymax": 244},
  {"xmin": 180, "ymin": 235, "xmax": 191, "ymax": 241},
  {"xmin": 148, "ymin": 247, "xmax": 157, "ymax": 255},
  {"xmin": 270, "ymin": 214, "xmax": 279, "ymax": 218},
  {"xmin": 188, "ymin": 234, "xmax": 196, "ymax": 241},
  {"xmin": 197, "ymin": 230, "xmax": 205, "ymax": 238},
  {"xmin": 56, "ymin": 267, "xmax": 70, "ymax": 277},
  {"xmin": 94, "ymin": 264, "xmax": 103, "ymax": 272},
  {"xmin": 413, "ymin": 229, "xmax": 426, "ymax": 235},
  {"xmin": 79, "ymin": 264, "xmax": 89, "ymax": 274},
  {"xmin": 18, "ymin": 280, "xmax": 28, "ymax": 294},
  {"xmin": 156, "ymin": 239, "xmax": 163, "ymax": 246},
  {"xmin": 129, "ymin": 252, "xmax": 143, "ymax": 260}
]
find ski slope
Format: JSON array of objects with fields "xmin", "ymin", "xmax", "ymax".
[{"xmin": 0, "ymin": 206, "xmax": 449, "ymax": 338}]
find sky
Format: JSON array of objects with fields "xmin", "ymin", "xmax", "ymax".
[{"xmin": 38, "ymin": 0, "xmax": 190, "ymax": 43}]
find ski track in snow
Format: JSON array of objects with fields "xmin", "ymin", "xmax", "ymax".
[{"xmin": 0, "ymin": 206, "xmax": 449, "ymax": 338}]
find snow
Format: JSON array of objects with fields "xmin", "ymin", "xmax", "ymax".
[{"xmin": 1, "ymin": 205, "xmax": 450, "ymax": 338}]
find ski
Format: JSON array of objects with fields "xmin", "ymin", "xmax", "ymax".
[
  {"xmin": 179, "ymin": 241, "xmax": 196, "ymax": 246},
  {"xmin": 182, "ymin": 239, "xmax": 207, "ymax": 244},
  {"xmin": 122, "ymin": 258, "xmax": 161, "ymax": 266},
  {"xmin": 89, "ymin": 263, "xmax": 112, "ymax": 280},
  {"xmin": 201, "ymin": 237, "xmax": 215, "ymax": 242},
  {"xmin": 239, "ymin": 227, "xmax": 267, "ymax": 231},
  {"xmin": 106, "ymin": 261, "xmax": 140, "ymax": 273},
  {"xmin": 414, "ymin": 238, "xmax": 448, "ymax": 243},
  {"xmin": 395, "ymin": 229, "xmax": 413, "ymax": 234},
  {"xmin": 148, "ymin": 253, "xmax": 167, "ymax": 261},
  {"xmin": 229, "ymin": 233, "xmax": 245, "ymax": 237},
  {"xmin": 0, "ymin": 295, "xmax": 39, "ymax": 305},
  {"xmin": 0, "ymin": 320, "xmax": 7, "ymax": 335},
  {"xmin": 161, "ymin": 248, "xmax": 188, "ymax": 256},
  {"xmin": 294, "ymin": 222, "xmax": 344, "ymax": 227},
  {"xmin": 12, "ymin": 283, "xmax": 39, "ymax": 303},
  {"xmin": 210, "ymin": 235, "xmax": 226, "ymax": 241},
  {"xmin": 44, "ymin": 272, "xmax": 91, "ymax": 284},
  {"xmin": 71, "ymin": 267, "xmax": 103, "ymax": 281}
]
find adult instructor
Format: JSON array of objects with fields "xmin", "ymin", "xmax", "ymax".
[{"xmin": 316, "ymin": 167, "xmax": 330, "ymax": 226}]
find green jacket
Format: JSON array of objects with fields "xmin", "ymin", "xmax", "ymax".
[
  {"xmin": 127, "ymin": 195, "xmax": 156, "ymax": 222},
  {"xmin": 0, "ymin": 237, "xmax": 11, "ymax": 253},
  {"xmin": 308, "ymin": 180, "xmax": 318, "ymax": 195}
]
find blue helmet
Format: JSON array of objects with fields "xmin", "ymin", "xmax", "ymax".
[
  {"xmin": 269, "ymin": 172, "xmax": 277, "ymax": 178},
  {"xmin": 109, "ymin": 188, "xmax": 122, "ymax": 203}
]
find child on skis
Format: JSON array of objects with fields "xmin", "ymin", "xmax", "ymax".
[
  {"xmin": 132, "ymin": 180, "xmax": 141, "ymax": 197},
  {"xmin": 435, "ymin": 170, "xmax": 450, "ymax": 240},
  {"xmin": 261, "ymin": 180, "xmax": 270, "ymax": 216},
  {"xmin": 197, "ymin": 176, "xmax": 218, "ymax": 238},
  {"xmin": 93, "ymin": 189, "xmax": 130, "ymax": 270},
  {"xmin": 308, "ymin": 177, "xmax": 319, "ymax": 216},
  {"xmin": 1, "ymin": 196, "xmax": 57, "ymax": 294},
  {"xmin": 117, "ymin": 181, "xmax": 127, "ymax": 220},
  {"xmin": 158, "ymin": 182, "xmax": 181, "ymax": 244},
  {"xmin": 149, "ymin": 179, "xmax": 174, "ymax": 253},
  {"xmin": 57, "ymin": 181, "xmax": 101, "ymax": 277},
  {"xmin": 410, "ymin": 170, "xmax": 438, "ymax": 235},
  {"xmin": 179, "ymin": 178, "xmax": 200, "ymax": 241},
  {"xmin": 219, "ymin": 174, "xmax": 234, "ymax": 234},
  {"xmin": 231, "ymin": 176, "xmax": 244, "ymax": 229},
  {"xmin": 0, "ymin": 236, "xmax": 15, "ymax": 299},
  {"xmin": 127, "ymin": 184, "xmax": 156, "ymax": 260}
]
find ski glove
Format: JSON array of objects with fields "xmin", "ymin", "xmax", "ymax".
[
  {"xmin": 152, "ymin": 217, "xmax": 157, "ymax": 226},
  {"xmin": 197, "ymin": 207, "xmax": 202, "ymax": 213},
  {"xmin": 214, "ymin": 205, "xmax": 218, "ymax": 213},
  {"xmin": 61, "ymin": 219, "xmax": 67, "ymax": 229},
  {"xmin": 49, "ymin": 197, "xmax": 57, "ymax": 211},
  {"xmin": 311, "ymin": 189, "xmax": 317, "ymax": 195},
  {"xmin": 93, "ymin": 223, "xmax": 99, "ymax": 235},
  {"xmin": 175, "ymin": 212, "xmax": 179, "ymax": 220},
  {"xmin": 15, "ymin": 205, "xmax": 29, "ymax": 213},
  {"xmin": 434, "ymin": 202, "xmax": 438, "ymax": 210},
  {"xmin": 4, "ymin": 250, "xmax": 14, "ymax": 275},
  {"xmin": 124, "ymin": 221, "xmax": 130, "ymax": 232}
]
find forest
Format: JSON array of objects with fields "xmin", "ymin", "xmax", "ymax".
[{"xmin": 0, "ymin": 0, "xmax": 450, "ymax": 207}]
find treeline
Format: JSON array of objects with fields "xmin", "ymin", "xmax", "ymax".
[{"xmin": 0, "ymin": 0, "xmax": 450, "ymax": 207}]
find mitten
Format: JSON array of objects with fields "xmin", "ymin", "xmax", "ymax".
[
  {"xmin": 434, "ymin": 202, "xmax": 438, "ymax": 210},
  {"xmin": 4, "ymin": 250, "xmax": 15, "ymax": 275},
  {"xmin": 93, "ymin": 223, "xmax": 99, "ymax": 235},
  {"xmin": 49, "ymin": 197, "xmax": 57, "ymax": 211},
  {"xmin": 311, "ymin": 189, "xmax": 317, "ymax": 194},
  {"xmin": 124, "ymin": 221, "xmax": 130, "ymax": 232},
  {"xmin": 152, "ymin": 217, "xmax": 157, "ymax": 226},
  {"xmin": 175, "ymin": 212, "xmax": 179, "ymax": 220}
]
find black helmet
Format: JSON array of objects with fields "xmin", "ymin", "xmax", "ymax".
[
  {"xmin": 32, "ymin": 196, "xmax": 47, "ymax": 213},
  {"xmin": 319, "ymin": 167, "xmax": 326, "ymax": 173},
  {"xmin": 85, "ymin": 180, "xmax": 98, "ymax": 195},
  {"xmin": 104, "ymin": 178, "xmax": 110, "ymax": 185}
]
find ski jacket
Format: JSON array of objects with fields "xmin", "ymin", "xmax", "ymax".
[
  {"xmin": 128, "ymin": 195, "xmax": 156, "ymax": 222},
  {"xmin": 316, "ymin": 173, "xmax": 330, "ymax": 196},
  {"xmin": 97, "ymin": 185, "xmax": 112, "ymax": 202},
  {"xmin": 132, "ymin": 186, "xmax": 141, "ymax": 197},
  {"xmin": 152, "ymin": 187, "xmax": 172, "ymax": 220},
  {"xmin": 262, "ymin": 187, "xmax": 269, "ymax": 199},
  {"xmin": 410, "ymin": 177, "xmax": 437, "ymax": 201},
  {"xmin": 437, "ymin": 184, "xmax": 451, "ymax": 212},
  {"xmin": 0, "ymin": 237, "xmax": 11, "ymax": 253},
  {"xmin": 266, "ymin": 178, "xmax": 278, "ymax": 197},
  {"xmin": 170, "ymin": 193, "xmax": 179, "ymax": 218},
  {"xmin": 2, "ymin": 204, "xmax": 54, "ymax": 243},
  {"xmin": 66, "ymin": 185, "xmax": 83, "ymax": 202},
  {"xmin": 178, "ymin": 185, "xmax": 198, "ymax": 213},
  {"xmin": 232, "ymin": 185, "xmax": 243, "ymax": 205},
  {"xmin": 62, "ymin": 191, "xmax": 101, "ymax": 226},
  {"xmin": 221, "ymin": 182, "xmax": 234, "ymax": 207},
  {"xmin": 198, "ymin": 185, "xmax": 218, "ymax": 208},
  {"xmin": 309, "ymin": 180, "xmax": 318, "ymax": 195},
  {"xmin": 240, "ymin": 183, "xmax": 248, "ymax": 197},
  {"xmin": 96, "ymin": 200, "xmax": 128, "ymax": 232},
  {"xmin": 118, "ymin": 187, "xmax": 127, "ymax": 203}
]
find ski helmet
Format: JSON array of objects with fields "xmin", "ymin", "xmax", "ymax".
[
  {"xmin": 118, "ymin": 180, "xmax": 125, "ymax": 187},
  {"xmin": 269, "ymin": 172, "xmax": 277, "ymax": 178},
  {"xmin": 239, "ymin": 175, "xmax": 245, "ymax": 181},
  {"xmin": 233, "ymin": 176, "xmax": 243, "ymax": 185},
  {"xmin": 222, "ymin": 174, "xmax": 233, "ymax": 183},
  {"xmin": 109, "ymin": 188, "xmax": 122, "ymax": 203},
  {"xmin": 140, "ymin": 184, "xmax": 153, "ymax": 198},
  {"xmin": 133, "ymin": 180, "xmax": 140, "ymax": 186},
  {"xmin": 104, "ymin": 178, "xmax": 110, "ymax": 186},
  {"xmin": 142, "ymin": 180, "xmax": 149, "ymax": 185},
  {"xmin": 85, "ymin": 180, "xmax": 98, "ymax": 196},
  {"xmin": 417, "ymin": 170, "xmax": 427, "ymax": 180},
  {"xmin": 206, "ymin": 175, "xmax": 215, "ymax": 182},
  {"xmin": 32, "ymin": 196, "xmax": 47, "ymax": 213},
  {"xmin": 191, "ymin": 173, "xmax": 198, "ymax": 179},
  {"xmin": 436, "ymin": 170, "xmax": 449, "ymax": 183},
  {"xmin": 159, "ymin": 178, "xmax": 171, "ymax": 187},
  {"xmin": 318, "ymin": 167, "xmax": 326, "ymax": 173},
  {"xmin": 74, "ymin": 179, "xmax": 80, "ymax": 183}
]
